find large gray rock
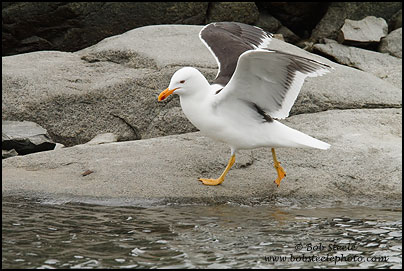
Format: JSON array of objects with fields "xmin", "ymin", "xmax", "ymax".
[
  {"xmin": 2, "ymin": 25, "xmax": 402, "ymax": 147},
  {"xmin": 2, "ymin": 120, "xmax": 56, "ymax": 155},
  {"xmin": 2, "ymin": 25, "xmax": 217, "ymax": 146},
  {"xmin": 338, "ymin": 16, "xmax": 388, "ymax": 46},
  {"xmin": 314, "ymin": 39, "xmax": 402, "ymax": 89},
  {"xmin": 379, "ymin": 28, "xmax": 402, "ymax": 58},
  {"xmin": 311, "ymin": 2, "xmax": 402, "ymax": 42},
  {"xmin": 2, "ymin": 108, "xmax": 401, "ymax": 207},
  {"xmin": 268, "ymin": 39, "xmax": 401, "ymax": 114}
]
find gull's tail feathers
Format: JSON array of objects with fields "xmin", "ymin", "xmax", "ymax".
[{"xmin": 270, "ymin": 121, "xmax": 330, "ymax": 150}]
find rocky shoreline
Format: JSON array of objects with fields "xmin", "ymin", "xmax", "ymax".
[
  {"xmin": 3, "ymin": 108, "xmax": 401, "ymax": 207},
  {"xmin": 2, "ymin": 4, "xmax": 402, "ymax": 206}
]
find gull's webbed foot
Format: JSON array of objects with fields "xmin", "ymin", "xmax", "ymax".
[
  {"xmin": 198, "ymin": 178, "xmax": 225, "ymax": 186},
  {"xmin": 271, "ymin": 148, "xmax": 286, "ymax": 187},
  {"xmin": 274, "ymin": 162, "xmax": 286, "ymax": 187},
  {"xmin": 198, "ymin": 154, "xmax": 235, "ymax": 186}
]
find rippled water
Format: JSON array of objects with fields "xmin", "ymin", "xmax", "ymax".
[{"xmin": 2, "ymin": 196, "xmax": 402, "ymax": 269}]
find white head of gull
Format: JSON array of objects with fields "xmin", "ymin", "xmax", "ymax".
[{"xmin": 158, "ymin": 22, "xmax": 332, "ymax": 186}]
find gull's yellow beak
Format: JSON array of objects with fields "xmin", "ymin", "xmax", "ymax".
[{"xmin": 158, "ymin": 87, "xmax": 179, "ymax": 101}]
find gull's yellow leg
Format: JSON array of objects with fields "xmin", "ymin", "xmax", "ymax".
[
  {"xmin": 272, "ymin": 148, "xmax": 286, "ymax": 187},
  {"xmin": 199, "ymin": 154, "xmax": 236, "ymax": 186}
]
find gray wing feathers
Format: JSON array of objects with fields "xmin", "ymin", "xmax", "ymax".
[
  {"xmin": 199, "ymin": 22, "xmax": 272, "ymax": 86},
  {"xmin": 216, "ymin": 49, "xmax": 332, "ymax": 119}
]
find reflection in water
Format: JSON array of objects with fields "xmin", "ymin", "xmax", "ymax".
[{"xmin": 2, "ymin": 196, "xmax": 402, "ymax": 269}]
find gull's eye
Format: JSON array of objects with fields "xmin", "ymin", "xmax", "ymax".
[{"xmin": 180, "ymin": 80, "xmax": 185, "ymax": 84}]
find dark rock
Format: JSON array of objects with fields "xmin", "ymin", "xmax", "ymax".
[
  {"xmin": 2, "ymin": 120, "xmax": 56, "ymax": 155},
  {"xmin": 255, "ymin": 13, "xmax": 282, "ymax": 34},
  {"xmin": 255, "ymin": 2, "xmax": 329, "ymax": 39},
  {"xmin": 2, "ymin": 2, "xmax": 208, "ymax": 56},
  {"xmin": 206, "ymin": 2, "xmax": 259, "ymax": 24},
  {"xmin": 2, "ymin": 149, "xmax": 18, "ymax": 159},
  {"xmin": 311, "ymin": 2, "xmax": 402, "ymax": 42},
  {"xmin": 389, "ymin": 9, "xmax": 402, "ymax": 31},
  {"xmin": 276, "ymin": 26, "xmax": 300, "ymax": 44}
]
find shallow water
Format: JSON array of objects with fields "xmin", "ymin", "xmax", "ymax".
[{"xmin": 2, "ymin": 196, "xmax": 402, "ymax": 269}]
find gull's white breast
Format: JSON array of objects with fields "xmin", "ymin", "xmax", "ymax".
[{"xmin": 179, "ymin": 90, "xmax": 275, "ymax": 150}]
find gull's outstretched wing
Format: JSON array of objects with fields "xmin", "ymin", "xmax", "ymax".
[
  {"xmin": 214, "ymin": 49, "xmax": 332, "ymax": 119},
  {"xmin": 199, "ymin": 22, "xmax": 272, "ymax": 86}
]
